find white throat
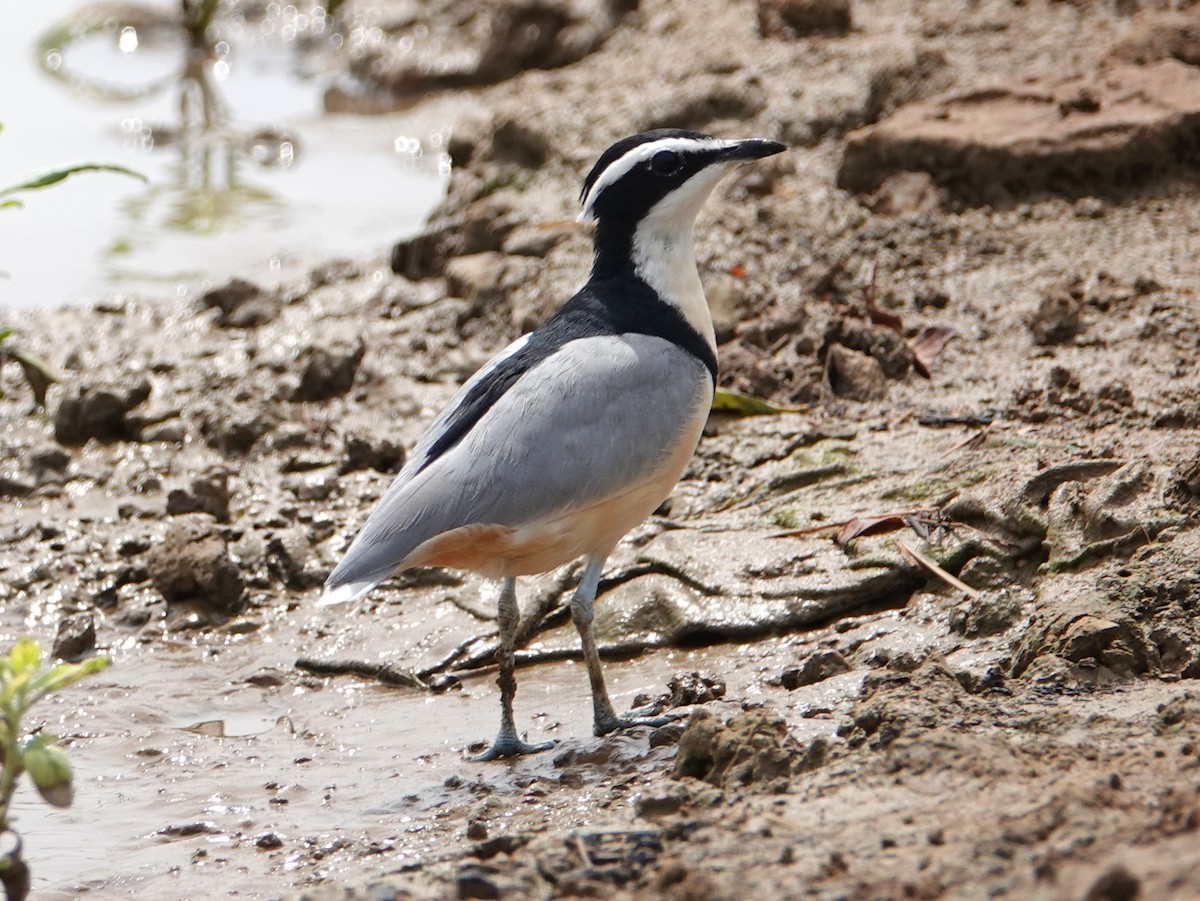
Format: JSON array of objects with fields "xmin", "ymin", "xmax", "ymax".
[{"xmin": 630, "ymin": 163, "xmax": 732, "ymax": 353}]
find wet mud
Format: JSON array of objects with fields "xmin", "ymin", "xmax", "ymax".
[{"xmin": 3, "ymin": 0, "xmax": 1200, "ymax": 898}]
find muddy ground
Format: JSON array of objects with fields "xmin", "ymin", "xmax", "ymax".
[{"xmin": 4, "ymin": 0, "xmax": 1200, "ymax": 898}]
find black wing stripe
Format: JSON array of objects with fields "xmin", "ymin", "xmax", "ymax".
[{"xmin": 415, "ymin": 276, "xmax": 716, "ymax": 476}]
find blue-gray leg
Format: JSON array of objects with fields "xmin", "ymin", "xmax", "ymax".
[
  {"xmin": 570, "ymin": 554, "xmax": 679, "ymax": 736},
  {"xmin": 470, "ymin": 577, "xmax": 556, "ymax": 761}
]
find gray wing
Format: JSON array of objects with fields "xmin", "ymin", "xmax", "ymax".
[{"xmin": 322, "ymin": 333, "xmax": 709, "ymax": 601}]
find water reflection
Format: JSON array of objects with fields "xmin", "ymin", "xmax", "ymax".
[
  {"xmin": 38, "ymin": 3, "xmax": 308, "ymax": 241},
  {"xmin": 8, "ymin": 1, "xmax": 446, "ymax": 306}
]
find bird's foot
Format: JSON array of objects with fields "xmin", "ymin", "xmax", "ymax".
[
  {"xmin": 593, "ymin": 709, "xmax": 685, "ymax": 737},
  {"xmin": 468, "ymin": 733, "xmax": 557, "ymax": 762}
]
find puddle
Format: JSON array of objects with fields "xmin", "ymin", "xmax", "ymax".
[{"xmin": 1, "ymin": 0, "xmax": 448, "ymax": 310}]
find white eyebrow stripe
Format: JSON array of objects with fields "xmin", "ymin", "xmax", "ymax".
[{"xmin": 578, "ymin": 135, "xmax": 731, "ymax": 222}]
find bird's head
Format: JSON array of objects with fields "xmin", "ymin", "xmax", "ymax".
[{"xmin": 578, "ymin": 129, "xmax": 786, "ymax": 233}]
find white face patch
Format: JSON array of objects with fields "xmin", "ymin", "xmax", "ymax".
[{"xmin": 578, "ymin": 135, "xmax": 733, "ymax": 222}]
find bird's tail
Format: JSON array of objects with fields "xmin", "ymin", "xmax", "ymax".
[{"xmin": 316, "ymin": 575, "xmax": 386, "ymax": 608}]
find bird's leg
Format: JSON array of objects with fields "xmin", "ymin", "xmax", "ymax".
[
  {"xmin": 571, "ymin": 554, "xmax": 681, "ymax": 736},
  {"xmin": 470, "ymin": 577, "xmax": 556, "ymax": 761}
]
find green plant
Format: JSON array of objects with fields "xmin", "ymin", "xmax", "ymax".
[
  {"xmin": 0, "ymin": 125, "xmax": 143, "ymax": 210},
  {"xmin": 0, "ymin": 638, "xmax": 110, "ymax": 901},
  {"xmin": 0, "ymin": 122, "xmax": 143, "ymax": 408},
  {"xmin": 0, "ymin": 330, "xmax": 56, "ymax": 409}
]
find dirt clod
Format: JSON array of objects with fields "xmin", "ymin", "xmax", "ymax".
[
  {"xmin": 672, "ymin": 708, "xmax": 806, "ymax": 791},
  {"xmin": 166, "ymin": 470, "xmax": 231, "ymax": 522},
  {"xmin": 53, "ymin": 377, "xmax": 151, "ymax": 446},
  {"xmin": 148, "ymin": 514, "xmax": 245, "ymax": 614},
  {"xmin": 781, "ymin": 649, "xmax": 851, "ymax": 688},
  {"xmin": 826, "ymin": 343, "xmax": 887, "ymax": 401},
  {"xmin": 52, "ymin": 613, "xmax": 96, "ymax": 661},
  {"xmin": 1083, "ymin": 863, "xmax": 1141, "ymax": 901},
  {"xmin": 291, "ymin": 340, "xmax": 365, "ymax": 402},
  {"xmin": 757, "ymin": 0, "xmax": 851, "ymax": 38},
  {"xmin": 839, "ymin": 60, "xmax": 1200, "ymax": 202}
]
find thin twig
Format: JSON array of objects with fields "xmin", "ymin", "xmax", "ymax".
[
  {"xmin": 894, "ymin": 539, "xmax": 980, "ymax": 598},
  {"xmin": 295, "ymin": 657, "xmax": 428, "ymax": 690}
]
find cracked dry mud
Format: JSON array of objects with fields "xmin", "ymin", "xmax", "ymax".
[{"xmin": 3, "ymin": 0, "xmax": 1200, "ymax": 899}]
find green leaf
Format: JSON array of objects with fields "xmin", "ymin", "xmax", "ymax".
[
  {"xmin": 711, "ymin": 388, "xmax": 803, "ymax": 416},
  {"xmin": 32, "ymin": 656, "xmax": 110, "ymax": 697},
  {"xmin": 0, "ymin": 163, "xmax": 146, "ymax": 200},
  {"xmin": 0, "ymin": 329, "xmax": 15, "ymax": 344},
  {"xmin": 0, "ymin": 343, "xmax": 57, "ymax": 408},
  {"xmin": 22, "ymin": 735, "xmax": 74, "ymax": 807},
  {"xmin": 8, "ymin": 640, "xmax": 40, "ymax": 678}
]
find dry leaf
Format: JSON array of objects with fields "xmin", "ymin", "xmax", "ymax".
[{"xmin": 908, "ymin": 325, "xmax": 958, "ymax": 378}]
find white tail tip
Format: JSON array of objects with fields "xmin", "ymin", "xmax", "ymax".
[{"xmin": 317, "ymin": 582, "xmax": 366, "ymax": 608}]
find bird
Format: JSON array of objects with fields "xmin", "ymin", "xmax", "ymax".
[{"xmin": 320, "ymin": 129, "xmax": 786, "ymax": 759}]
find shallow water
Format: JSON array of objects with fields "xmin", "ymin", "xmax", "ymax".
[{"xmin": 1, "ymin": 0, "xmax": 447, "ymax": 310}]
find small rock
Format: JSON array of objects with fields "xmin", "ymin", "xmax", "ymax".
[
  {"xmin": 757, "ymin": 0, "xmax": 852, "ymax": 38},
  {"xmin": 290, "ymin": 340, "xmax": 365, "ymax": 402},
  {"xmin": 826, "ymin": 344, "xmax": 887, "ymax": 401},
  {"xmin": 781, "ymin": 649, "xmax": 852, "ymax": 689},
  {"xmin": 501, "ymin": 223, "xmax": 575, "ymax": 258},
  {"xmin": 956, "ymin": 556, "xmax": 1016, "ymax": 591},
  {"xmin": 254, "ymin": 832, "xmax": 284, "ymax": 850},
  {"xmin": 148, "ymin": 515, "xmax": 244, "ymax": 614},
  {"xmin": 0, "ymin": 474, "xmax": 35, "ymax": 498},
  {"xmin": 52, "ymin": 613, "xmax": 96, "ymax": 661},
  {"xmin": 266, "ymin": 528, "xmax": 322, "ymax": 590},
  {"xmin": 444, "ymin": 252, "xmax": 508, "ymax": 307},
  {"xmin": 1027, "ymin": 283, "xmax": 1085, "ymax": 345},
  {"xmin": 672, "ymin": 708, "xmax": 799, "ymax": 790},
  {"xmin": 30, "ymin": 445, "xmax": 70, "ymax": 477},
  {"xmin": 455, "ymin": 863, "xmax": 500, "ymax": 900},
  {"xmin": 200, "ymin": 404, "xmax": 279, "ymax": 455},
  {"xmin": 1083, "ymin": 863, "xmax": 1141, "ymax": 901},
  {"xmin": 341, "ymin": 434, "xmax": 406, "ymax": 474},
  {"xmin": 465, "ymin": 818, "xmax": 488, "ymax": 841},
  {"xmin": 635, "ymin": 782, "xmax": 691, "ymax": 817},
  {"xmin": 666, "ymin": 671, "xmax": 726, "ymax": 707},
  {"xmin": 868, "ymin": 170, "xmax": 944, "ymax": 216},
  {"xmin": 53, "ymin": 378, "xmax": 151, "ymax": 445},
  {"xmin": 948, "ymin": 588, "xmax": 1026, "ymax": 637},
  {"xmin": 166, "ymin": 470, "xmax": 231, "ymax": 522},
  {"xmin": 199, "ymin": 278, "xmax": 280, "ymax": 328},
  {"xmin": 485, "ymin": 116, "xmax": 551, "ymax": 168}
]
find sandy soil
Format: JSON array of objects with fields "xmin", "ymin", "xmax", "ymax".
[{"xmin": 3, "ymin": 0, "xmax": 1200, "ymax": 899}]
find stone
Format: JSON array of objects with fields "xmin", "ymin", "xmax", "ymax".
[
  {"xmin": 826, "ymin": 344, "xmax": 887, "ymax": 401},
  {"xmin": 53, "ymin": 377, "xmax": 151, "ymax": 445},
  {"xmin": 347, "ymin": 0, "xmax": 636, "ymax": 97},
  {"xmin": 52, "ymin": 613, "xmax": 96, "ymax": 661},
  {"xmin": 341, "ymin": 434, "xmax": 406, "ymax": 474},
  {"xmin": 1027, "ymin": 282, "xmax": 1085, "ymax": 345},
  {"xmin": 290, "ymin": 339, "xmax": 365, "ymax": 402},
  {"xmin": 757, "ymin": 0, "xmax": 852, "ymax": 38},
  {"xmin": 672, "ymin": 708, "xmax": 803, "ymax": 790},
  {"xmin": 444, "ymin": 253, "xmax": 508, "ymax": 306},
  {"xmin": 148, "ymin": 515, "xmax": 245, "ymax": 614},
  {"xmin": 781, "ymin": 649, "xmax": 852, "ymax": 689},
  {"xmin": 839, "ymin": 60, "xmax": 1200, "ymax": 202},
  {"xmin": 199, "ymin": 278, "xmax": 280, "ymax": 328},
  {"xmin": 166, "ymin": 470, "xmax": 231, "ymax": 522}
]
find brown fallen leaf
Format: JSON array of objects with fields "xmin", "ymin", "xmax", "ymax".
[
  {"xmin": 772, "ymin": 508, "xmax": 943, "ymax": 544},
  {"xmin": 908, "ymin": 325, "xmax": 958, "ymax": 378},
  {"xmin": 836, "ymin": 514, "xmax": 909, "ymax": 545},
  {"xmin": 860, "ymin": 259, "xmax": 905, "ymax": 332}
]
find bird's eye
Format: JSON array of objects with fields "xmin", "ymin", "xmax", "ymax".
[{"xmin": 650, "ymin": 149, "xmax": 682, "ymax": 176}]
